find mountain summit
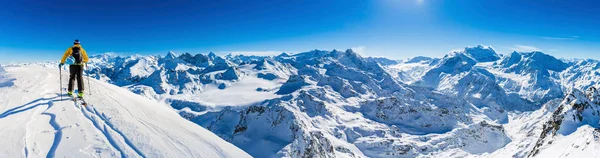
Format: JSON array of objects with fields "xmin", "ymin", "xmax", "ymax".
[{"xmin": 461, "ymin": 45, "xmax": 500, "ymax": 62}]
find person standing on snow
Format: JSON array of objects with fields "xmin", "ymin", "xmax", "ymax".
[{"xmin": 59, "ymin": 39, "xmax": 89, "ymax": 98}]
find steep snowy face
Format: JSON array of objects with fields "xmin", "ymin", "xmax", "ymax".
[
  {"xmin": 528, "ymin": 87, "xmax": 600, "ymax": 157},
  {"xmin": 500, "ymin": 51, "xmax": 568, "ymax": 76},
  {"xmin": 383, "ymin": 56, "xmax": 437, "ymax": 84},
  {"xmin": 449, "ymin": 68, "xmax": 535, "ymax": 112},
  {"xmin": 276, "ymin": 49, "xmax": 410, "ymax": 97},
  {"xmin": 179, "ymin": 52, "xmax": 211, "ymax": 67},
  {"xmin": 559, "ymin": 59, "xmax": 600, "ymax": 91},
  {"xmin": 367, "ymin": 57, "xmax": 400, "ymax": 66},
  {"xmin": 415, "ymin": 52, "xmax": 477, "ymax": 88},
  {"xmin": 461, "ymin": 45, "xmax": 500, "ymax": 62},
  {"xmin": 164, "ymin": 51, "xmax": 177, "ymax": 60},
  {"xmin": 493, "ymin": 51, "xmax": 567, "ymax": 103},
  {"xmin": 411, "ymin": 48, "xmax": 536, "ymax": 112},
  {"xmin": 87, "ymin": 55, "xmax": 160, "ymax": 84},
  {"xmin": 407, "ymin": 48, "xmax": 584, "ymax": 112},
  {"xmin": 383, "ymin": 49, "xmax": 573, "ymax": 108}
]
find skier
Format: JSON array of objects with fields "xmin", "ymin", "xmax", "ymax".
[{"xmin": 59, "ymin": 39, "xmax": 89, "ymax": 98}]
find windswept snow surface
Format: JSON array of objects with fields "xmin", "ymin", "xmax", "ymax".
[{"xmin": 0, "ymin": 65, "xmax": 250, "ymax": 158}]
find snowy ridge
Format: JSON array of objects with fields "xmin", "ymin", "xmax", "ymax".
[
  {"xmin": 461, "ymin": 45, "xmax": 501, "ymax": 62},
  {"xmin": 0, "ymin": 65, "xmax": 250, "ymax": 157},
  {"xmin": 494, "ymin": 51, "xmax": 567, "ymax": 104},
  {"xmin": 388, "ymin": 45, "xmax": 600, "ymax": 109},
  {"xmin": 412, "ymin": 46, "xmax": 536, "ymax": 114},
  {"xmin": 528, "ymin": 87, "xmax": 600, "ymax": 157}
]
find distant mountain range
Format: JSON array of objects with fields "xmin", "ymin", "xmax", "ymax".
[{"xmin": 82, "ymin": 45, "xmax": 600, "ymax": 157}]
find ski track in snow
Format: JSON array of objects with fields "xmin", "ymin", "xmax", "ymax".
[
  {"xmin": 77, "ymin": 101, "xmax": 128, "ymax": 158},
  {"xmin": 78, "ymin": 101, "xmax": 146, "ymax": 158},
  {"xmin": 0, "ymin": 97, "xmax": 60, "ymax": 119},
  {"xmin": 41, "ymin": 100, "xmax": 61, "ymax": 158},
  {"xmin": 99, "ymin": 92, "xmax": 147, "ymax": 157},
  {"xmin": 0, "ymin": 65, "xmax": 250, "ymax": 158},
  {"xmin": 0, "ymin": 95, "xmax": 66, "ymax": 158}
]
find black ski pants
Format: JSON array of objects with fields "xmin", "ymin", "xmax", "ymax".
[{"xmin": 68, "ymin": 65, "xmax": 84, "ymax": 93}]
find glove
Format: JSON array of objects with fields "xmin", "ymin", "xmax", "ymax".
[{"xmin": 59, "ymin": 63, "xmax": 64, "ymax": 68}]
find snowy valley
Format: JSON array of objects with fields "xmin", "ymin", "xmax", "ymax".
[{"xmin": 2, "ymin": 45, "xmax": 600, "ymax": 157}]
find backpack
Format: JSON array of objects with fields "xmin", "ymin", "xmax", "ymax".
[{"xmin": 71, "ymin": 47, "xmax": 83, "ymax": 64}]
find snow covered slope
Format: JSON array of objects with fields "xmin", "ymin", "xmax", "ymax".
[
  {"xmin": 481, "ymin": 87, "xmax": 600, "ymax": 158},
  {"xmin": 0, "ymin": 65, "xmax": 250, "ymax": 158},
  {"xmin": 0, "ymin": 65, "xmax": 14, "ymax": 87},
  {"xmin": 527, "ymin": 87, "xmax": 600, "ymax": 157}
]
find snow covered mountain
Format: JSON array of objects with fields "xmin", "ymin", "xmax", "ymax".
[
  {"xmin": 482, "ymin": 87, "xmax": 600, "ymax": 158},
  {"xmin": 9, "ymin": 44, "xmax": 600, "ymax": 157},
  {"xmin": 0, "ymin": 65, "xmax": 250, "ymax": 157},
  {"xmin": 527, "ymin": 87, "xmax": 600, "ymax": 157}
]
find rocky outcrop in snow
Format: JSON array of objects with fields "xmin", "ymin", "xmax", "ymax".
[
  {"xmin": 360, "ymin": 96, "xmax": 473, "ymax": 134},
  {"xmin": 219, "ymin": 67, "xmax": 242, "ymax": 80},
  {"xmin": 529, "ymin": 87, "xmax": 600, "ymax": 157}
]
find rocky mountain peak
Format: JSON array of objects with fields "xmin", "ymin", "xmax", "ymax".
[
  {"xmin": 460, "ymin": 45, "xmax": 500, "ymax": 62},
  {"xmin": 165, "ymin": 51, "xmax": 177, "ymax": 60}
]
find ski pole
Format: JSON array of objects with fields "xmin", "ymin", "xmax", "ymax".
[
  {"xmin": 87, "ymin": 63, "xmax": 91, "ymax": 95},
  {"xmin": 59, "ymin": 66, "xmax": 63, "ymax": 100}
]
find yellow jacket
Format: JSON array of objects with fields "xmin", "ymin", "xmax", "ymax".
[{"xmin": 60, "ymin": 44, "xmax": 89, "ymax": 64}]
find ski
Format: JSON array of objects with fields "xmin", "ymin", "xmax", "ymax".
[
  {"xmin": 79, "ymin": 97, "xmax": 88, "ymax": 106},
  {"xmin": 69, "ymin": 95, "xmax": 88, "ymax": 106}
]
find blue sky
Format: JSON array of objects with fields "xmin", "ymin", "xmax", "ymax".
[{"xmin": 1, "ymin": 0, "xmax": 599, "ymax": 63}]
